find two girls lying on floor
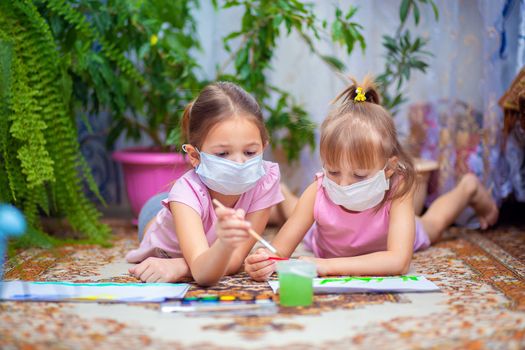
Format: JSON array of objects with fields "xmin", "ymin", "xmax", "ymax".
[{"xmin": 126, "ymin": 78, "xmax": 498, "ymax": 285}]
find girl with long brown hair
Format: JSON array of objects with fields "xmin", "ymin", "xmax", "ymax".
[{"xmin": 126, "ymin": 82, "xmax": 284, "ymax": 286}]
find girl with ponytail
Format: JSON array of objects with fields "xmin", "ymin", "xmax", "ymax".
[{"xmin": 245, "ymin": 77, "xmax": 498, "ymax": 280}]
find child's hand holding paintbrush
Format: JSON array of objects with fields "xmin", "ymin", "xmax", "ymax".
[
  {"xmin": 212, "ymin": 199, "xmax": 290, "ymax": 282},
  {"xmin": 243, "ymin": 247, "xmax": 285, "ymax": 281},
  {"xmin": 212, "ymin": 199, "xmax": 284, "ymax": 258},
  {"xmin": 212, "ymin": 199, "xmax": 253, "ymax": 250}
]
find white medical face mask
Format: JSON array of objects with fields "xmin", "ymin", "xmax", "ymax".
[
  {"xmin": 193, "ymin": 150, "xmax": 266, "ymax": 195},
  {"xmin": 322, "ymin": 166, "xmax": 390, "ymax": 211}
]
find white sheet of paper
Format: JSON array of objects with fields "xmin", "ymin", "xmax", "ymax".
[
  {"xmin": 268, "ymin": 275, "xmax": 440, "ymax": 294},
  {"xmin": 0, "ymin": 281, "xmax": 190, "ymax": 302}
]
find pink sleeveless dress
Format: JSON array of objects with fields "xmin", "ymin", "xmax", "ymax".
[{"xmin": 303, "ymin": 173, "xmax": 430, "ymax": 258}]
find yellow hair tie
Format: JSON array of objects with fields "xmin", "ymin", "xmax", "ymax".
[{"xmin": 354, "ymin": 87, "xmax": 366, "ymax": 102}]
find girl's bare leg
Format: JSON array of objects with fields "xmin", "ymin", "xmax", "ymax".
[{"xmin": 420, "ymin": 173, "xmax": 499, "ymax": 243}]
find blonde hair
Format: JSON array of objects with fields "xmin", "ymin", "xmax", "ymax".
[{"xmin": 320, "ymin": 76, "xmax": 416, "ymax": 202}]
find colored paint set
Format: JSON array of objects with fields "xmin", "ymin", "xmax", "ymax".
[{"xmin": 161, "ymin": 294, "xmax": 278, "ymax": 316}]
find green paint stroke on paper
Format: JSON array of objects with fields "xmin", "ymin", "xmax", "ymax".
[{"xmin": 319, "ymin": 276, "xmax": 420, "ymax": 285}]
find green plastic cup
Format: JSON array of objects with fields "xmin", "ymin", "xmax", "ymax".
[{"xmin": 276, "ymin": 260, "xmax": 317, "ymax": 307}]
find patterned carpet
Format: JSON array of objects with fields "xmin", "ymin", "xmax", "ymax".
[{"xmin": 1, "ymin": 219, "xmax": 524, "ymax": 349}]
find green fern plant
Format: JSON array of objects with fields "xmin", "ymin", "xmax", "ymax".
[
  {"xmin": 38, "ymin": 0, "xmax": 203, "ymax": 151},
  {"xmin": 377, "ymin": 0, "xmax": 439, "ymax": 115},
  {"xmin": 0, "ymin": 1, "xmax": 111, "ymax": 249}
]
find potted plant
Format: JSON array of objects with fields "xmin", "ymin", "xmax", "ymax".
[
  {"xmin": 106, "ymin": 0, "xmax": 361, "ymax": 219},
  {"xmin": 37, "ymin": 0, "xmax": 203, "ymax": 221},
  {"xmin": 100, "ymin": 1, "xmax": 203, "ymax": 221},
  {"xmin": 41, "ymin": 0, "xmax": 369, "ymax": 221}
]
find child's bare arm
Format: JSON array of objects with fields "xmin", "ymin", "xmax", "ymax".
[
  {"xmin": 172, "ymin": 202, "xmax": 249, "ymax": 286},
  {"xmin": 223, "ymin": 207, "xmax": 272, "ymax": 275},
  {"xmin": 245, "ymin": 182, "xmax": 317, "ymax": 281},
  {"xmin": 314, "ymin": 187, "xmax": 416, "ymax": 276}
]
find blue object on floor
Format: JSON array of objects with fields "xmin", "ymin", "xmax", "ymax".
[{"xmin": 0, "ymin": 204, "xmax": 26, "ymax": 283}]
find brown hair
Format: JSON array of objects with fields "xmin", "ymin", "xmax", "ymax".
[
  {"xmin": 181, "ymin": 81, "xmax": 268, "ymax": 149},
  {"xmin": 320, "ymin": 76, "xmax": 416, "ymax": 202}
]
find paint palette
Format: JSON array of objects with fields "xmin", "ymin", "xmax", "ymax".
[{"xmin": 161, "ymin": 294, "xmax": 278, "ymax": 316}]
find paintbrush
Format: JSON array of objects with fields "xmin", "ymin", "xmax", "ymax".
[{"xmin": 212, "ymin": 198, "xmax": 282, "ymax": 258}]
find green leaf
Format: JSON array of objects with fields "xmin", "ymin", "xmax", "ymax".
[
  {"xmin": 413, "ymin": 3, "xmax": 420, "ymax": 25},
  {"xmin": 223, "ymin": 30, "xmax": 243, "ymax": 43},
  {"xmin": 410, "ymin": 59, "xmax": 428, "ymax": 71},
  {"xmin": 400, "ymin": 0, "xmax": 411, "ymax": 23},
  {"xmin": 357, "ymin": 32, "xmax": 366, "ymax": 52},
  {"xmin": 273, "ymin": 14, "xmax": 283, "ymax": 27},
  {"xmin": 320, "ymin": 55, "xmax": 345, "ymax": 71},
  {"xmin": 430, "ymin": 1, "xmax": 439, "ymax": 20},
  {"xmin": 383, "ymin": 35, "xmax": 398, "ymax": 53},
  {"xmin": 343, "ymin": 29, "xmax": 356, "ymax": 55},
  {"xmin": 239, "ymin": 64, "xmax": 251, "ymax": 80},
  {"xmin": 165, "ymin": 127, "xmax": 182, "ymax": 147},
  {"xmin": 411, "ymin": 37, "xmax": 422, "ymax": 51},
  {"xmin": 235, "ymin": 46, "xmax": 249, "ymax": 70},
  {"xmin": 402, "ymin": 65, "xmax": 410, "ymax": 81},
  {"xmin": 345, "ymin": 6, "xmax": 358, "ymax": 20},
  {"xmin": 332, "ymin": 20, "xmax": 343, "ymax": 40},
  {"xmin": 223, "ymin": 1, "xmax": 241, "ymax": 10}
]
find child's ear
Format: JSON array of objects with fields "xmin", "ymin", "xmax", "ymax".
[
  {"xmin": 385, "ymin": 156, "xmax": 399, "ymax": 178},
  {"xmin": 182, "ymin": 144, "xmax": 200, "ymax": 168}
]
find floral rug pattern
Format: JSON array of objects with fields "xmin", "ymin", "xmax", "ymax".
[{"xmin": 1, "ymin": 220, "xmax": 524, "ymax": 349}]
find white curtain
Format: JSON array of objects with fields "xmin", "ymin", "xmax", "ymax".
[{"xmin": 189, "ymin": 1, "xmax": 523, "ymax": 202}]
